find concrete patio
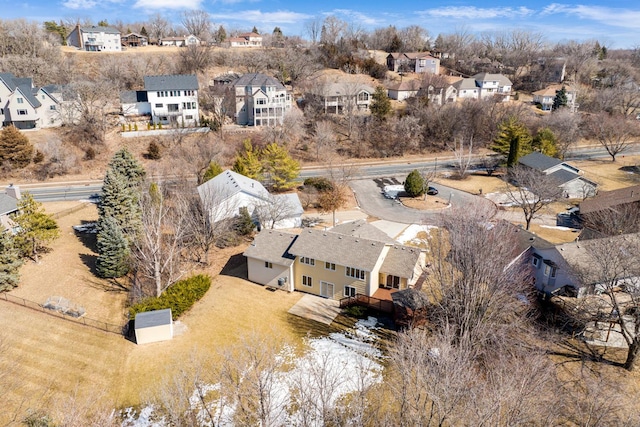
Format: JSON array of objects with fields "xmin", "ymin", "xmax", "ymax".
[{"xmin": 288, "ymin": 294, "xmax": 341, "ymax": 325}]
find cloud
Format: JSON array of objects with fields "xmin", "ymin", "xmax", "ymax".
[
  {"xmin": 210, "ymin": 10, "xmax": 311, "ymax": 24},
  {"xmin": 133, "ymin": 0, "xmax": 201, "ymax": 9},
  {"xmin": 330, "ymin": 9, "xmax": 382, "ymax": 26},
  {"xmin": 418, "ymin": 6, "xmax": 534, "ymax": 20},
  {"xmin": 62, "ymin": 0, "xmax": 97, "ymax": 9},
  {"xmin": 541, "ymin": 4, "xmax": 640, "ymax": 29}
]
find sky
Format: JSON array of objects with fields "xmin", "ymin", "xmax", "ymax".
[{"xmin": 4, "ymin": 0, "xmax": 640, "ymax": 48}]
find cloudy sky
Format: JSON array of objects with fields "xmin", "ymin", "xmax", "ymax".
[{"xmin": 4, "ymin": 0, "xmax": 640, "ymax": 48}]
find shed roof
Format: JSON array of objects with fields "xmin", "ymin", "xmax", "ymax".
[
  {"xmin": 119, "ymin": 90, "xmax": 148, "ymax": 103},
  {"xmin": 135, "ymin": 308, "xmax": 172, "ymax": 328},
  {"xmin": 243, "ymin": 230, "xmax": 297, "ymax": 266},
  {"xmin": 144, "ymin": 74, "xmax": 199, "ymax": 91}
]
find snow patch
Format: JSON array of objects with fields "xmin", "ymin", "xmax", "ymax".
[{"xmin": 396, "ymin": 224, "xmax": 438, "ymax": 245}]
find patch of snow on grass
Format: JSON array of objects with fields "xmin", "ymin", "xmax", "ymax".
[{"xmin": 396, "ymin": 224, "xmax": 438, "ymax": 245}]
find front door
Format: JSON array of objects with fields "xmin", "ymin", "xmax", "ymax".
[{"xmin": 320, "ymin": 281, "xmax": 334, "ymax": 299}]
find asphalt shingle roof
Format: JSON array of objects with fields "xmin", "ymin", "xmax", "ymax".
[
  {"xmin": 243, "ymin": 230, "xmax": 297, "ymax": 266},
  {"xmin": 144, "ymin": 74, "xmax": 199, "ymax": 91},
  {"xmin": 81, "ymin": 26, "xmax": 120, "ymax": 34},
  {"xmin": 519, "ymin": 152, "xmax": 563, "ymax": 172},
  {"xmin": 197, "ymin": 170, "xmax": 269, "ymax": 204},
  {"xmin": 0, "ymin": 193, "xmax": 18, "ymax": 216},
  {"xmin": 380, "ymin": 244, "xmax": 421, "ymax": 278},
  {"xmin": 232, "ymin": 73, "xmax": 286, "ymax": 91},
  {"xmin": 330, "ymin": 220, "xmax": 394, "ymax": 243},
  {"xmin": 580, "ymin": 185, "xmax": 640, "ymax": 214},
  {"xmin": 548, "ymin": 168, "xmax": 580, "ymax": 185}
]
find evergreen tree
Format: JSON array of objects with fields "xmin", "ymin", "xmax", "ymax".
[
  {"xmin": 252, "ymin": 26, "xmax": 259, "ymax": 34},
  {"xmin": 13, "ymin": 193, "xmax": 59, "ymax": 262},
  {"xmin": 201, "ymin": 161, "xmax": 223, "ymax": 184},
  {"xmin": 370, "ymin": 86, "xmax": 392, "ymax": 121},
  {"xmin": 98, "ymin": 168, "xmax": 141, "ymax": 239},
  {"xmin": 108, "ymin": 148, "xmax": 146, "ymax": 186},
  {"xmin": 140, "ymin": 26, "xmax": 148, "ymax": 37},
  {"xmin": 147, "ymin": 141, "xmax": 161, "ymax": 160},
  {"xmin": 98, "ymin": 20, "xmax": 109, "ymax": 27},
  {"xmin": 492, "ymin": 117, "xmax": 532, "ymax": 167},
  {"xmin": 234, "ymin": 207, "xmax": 255, "ymax": 235},
  {"xmin": 0, "ymin": 125, "xmax": 33, "ymax": 169},
  {"xmin": 261, "ymin": 142, "xmax": 300, "ymax": 191},
  {"xmin": 232, "ymin": 140, "xmax": 263, "ymax": 180},
  {"xmin": 533, "ymin": 128, "xmax": 559, "ymax": 158},
  {"xmin": 95, "ymin": 216, "xmax": 130, "ymax": 279},
  {"xmin": 404, "ymin": 169, "xmax": 425, "ymax": 198},
  {"xmin": 215, "ymin": 25, "xmax": 227, "ymax": 43},
  {"xmin": 389, "ymin": 33, "xmax": 402, "ymax": 52},
  {"xmin": 552, "ymin": 86, "xmax": 568, "ymax": 111},
  {"xmin": 0, "ymin": 228, "xmax": 22, "ymax": 291}
]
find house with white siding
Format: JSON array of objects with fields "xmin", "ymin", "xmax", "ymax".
[
  {"xmin": 228, "ymin": 73, "xmax": 292, "ymax": 126},
  {"xmin": 66, "ymin": 25, "xmax": 121, "ymax": 52},
  {"xmin": 229, "ymin": 32, "xmax": 262, "ymax": 47},
  {"xmin": 0, "ymin": 73, "xmax": 61, "ymax": 130},
  {"xmin": 519, "ymin": 152, "xmax": 597, "ymax": 199}
]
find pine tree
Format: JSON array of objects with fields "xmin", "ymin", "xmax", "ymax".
[
  {"xmin": 140, "ymin": 26, "xmax": 148, "ymax": 37},
  {"xmin": 98, "ymin": 168, "xmax": 141, "ymax": 239},
  {"xmin": 0, "ymin": 125, "xmax": 33, "ymax": 169},
  {"xmin": 261, "ymin": 142, "xmax": 300, "ymax": 191},
  {"xmin": 404, "ymin": 169, "xmax": 425, "ymax": 198},
  {"xmin": 147, "ymin": 141, "xmax": 161, "ymax": 160},
  {"xmin": 13, "ymin": 193, "xmax": 59, "ymax": 262},
  {"xmin": 95, "ymin": 216, "xmax": 130, "ymax": 279},
  {"xmin": 108, "ymin": 148, "xmax": 146, "ymax": 186},
  {"xmin": 0, "ymin": 228, "xmax": 22, "ymax": 291},
  {"xmin": 252, "ymin": 26, "xmax": 259, "ymax": 34},
  {"xmin": 552, "ymin": 86, "xmax": 568, "ymax": 111},
  {"xmin": 232, "ymin": 139, "xmax": 263, "ymax": 180},
  {"xmin": 492, "ymin": 117, "xmax": 532, "ymax": 167},
  {"xmin": 201, "ymin": 161, "xmax": 223, "ymax": 184},
  {"xmin": 533, "ymin": 128, "xmax": 559, "ymax": 157},
  {"xmin": 370, "ymin": 86, "xmax": 392, "ymax": 120}
]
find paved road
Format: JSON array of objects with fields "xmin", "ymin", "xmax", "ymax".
[{"xmin": 349, "ymin": 177, "xmax": 497, "ymax": 225}]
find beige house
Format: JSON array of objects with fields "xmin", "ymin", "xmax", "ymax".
[
  {"xmin": 229, "ymin": 32, "xmax": 262, "ymax": 47},
  {"xmin": 244, "ymin": 222, "xmax": 425, "ymax": 301},
  {"xmin": 532, "ymin": 84, "xmax": 576, "ymax": 111}
]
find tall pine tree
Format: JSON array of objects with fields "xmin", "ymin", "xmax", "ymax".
[
  {"xmin": 95, "ymin": 216, "xmax": 130, "ymax": 279},
  {"xmin": 261, "ymin": 142, "xmax": 300, "ymax": 191},
  {"xmin": 492, "ymin": 117, "xmax": 532, "ymax": 167},
  {"xmin": 370, "ymin": 86, "xmax": 392, "ymax": 120},
  {"xmin": 0, "ymin": 125, "xmax": 33, "ymax": 169},
  {"xmin": 552, "ymin": 86, "xmax": 568, "ymax": 111},
  {"xmin": 0, "ymin": 228, "xmax": 22, "ymax": 291},
  {"xmin": 13, "ymin": 193, "xmax": 59, "ymax": 262}
]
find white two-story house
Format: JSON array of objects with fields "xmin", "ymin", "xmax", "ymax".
[
  {"xmin": 120, "ymin": 74, "xmax": 199, "ymax": 126},
  {"xmin": 229, "ymin": 32, "xmax": 262, "ymax": 48},
  {"xmin": 532, "ymin": 84, "xmax": 577, "ymax": 111},
  {"xmin": 0, "ymin": 73, "xmax": 61, "ymax": 130},
  {"xmin": 66, "ymin": 25, "xmax": 121, "ymax": 52},
  {"xmin": 453, "ymin": 73, "xmax": 512, "ymax": 102},
  {"xmin": 229, "ymin": 73, "xmax": 292, "ymax": 126}
]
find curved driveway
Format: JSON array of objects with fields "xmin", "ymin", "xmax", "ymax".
[{"xmin": 349, "ymin": 177, "xmax": 497, "ymax": 225}]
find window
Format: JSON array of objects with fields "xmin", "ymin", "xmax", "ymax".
[
  {"xmin": 155, "ymin": 103, "xmax": 163, "ymax": 108},
  {"xmin": 170, "ymin": 90, "xmax": 180, "ymax": 97},
  {"xmin": 17, "ymin": 98, "xmax": 24, "ymax": 104},
  {"xmin": 300, "ymin": 257, "xmax": 315, "ymax": 266},
  {"xmin": 49, "ymin": 105, "xmax": 56, "ymax": 110},
  {"xmin": 157, "ymin": 91, "xmax": 168, "ymax": 97},
  {"xmin": 185, "ymin": 115, "xmax": 193, "ymax": 120},
  {"xmin": 346, "ymin": 267, "xmax": 365, "ymax": 280},
  {"xmin": 551, "ymin": 267, "xmax": 557, "ymax": 278},
  {"xmin": 532, "ymin": 255, "xmax": 540, "ymax": 267},
  {"xmin": 386, "ymin": 275, "xmax": 401, "ymax": 289},
  {"xmin": 257, "ymin": 99, "xmax": 266, "ymax": 105},
  {"xmin": 168, "ymin": 104, "xmax": 179, "ymax": 112},
  {"xmin": 325, "ymin": 262, "xmax": 336, "ymax": 271},
  {"xmin": 17, "ymin": 109, "xmax": 27, "ymax": 115},
  {"xmin": 344, "ymin": 286, "xmax": 356, "ymax": 297},
  {"xmin": 544, "ymin": 265, "xmax": 551, "ymax": 276},
  {"xmin": 265, "ymin": 261, "xmax": 273, "ymax": 269},
  {"xmin": 182, "ymin": 102, "xmax": 196, "ymax": 109},
  {"xmin": 302, "ymin": 275, "xmax": 312, "ymax": 287},
  {"xmin": 185, "ymin": 90, "xmax": 194, "ymax": 96}
]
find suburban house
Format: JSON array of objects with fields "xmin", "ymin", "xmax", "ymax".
[
  {"xmin": 244, "ymin": 223, "xmax": 426, "ymax": 300},
  {"xmin": 386, "ymin": 52, "xmax": 440, "ymax": 74},
  {"xmin": 518, "ymin": 152, "xmax": 597, "ymax": 199},
  {"xmin": 453, "ymin": 73, "xmax": 513, "ymax": 101},
  {"xmin": 306, "ymin": 82, "xmax": 375, "ymax": 114},
  {"xmin": 578, "ymin": 184, "xmax": 640, "ymax": 238},
  {"xmin": 120, "ymin": 74, "xmax": 199, "ymax": 126},
  {"xmin": 0, "ymin": 73, "xmax": 61, "ymax": 130},
  {"xmin": 386, "ymin": 80, "xmax": 421, "ymax": 101},
  {"xmin": 66, "ymin": 25, "xmax": 122, "ymax": 52},
  {"xmin": 416, "ymin": 78, "xmax": 459, "ymax": 106},
  {"xmin": 197, "ymin": 170, "xmax": 303, "ymax": 229},
  {"xmin": 121, "ymin": 33, "xmax": 148, "ymax": 47},
  {"xmin": 228, "ymin": 32, "xmax": 262, "ymax": 48},
  {"xmin": 159, "ymin": 35, "xmax": 200, "ymax": 47},
  {"xmin": 228, "ymin": 73, "xmax": 292, "ymax": 126},
  {"xmin": 0, "ymin": 185, "xmax": 21, "ymax": 232},
  {"xmin": 533, "ymin": 84, "xmax": 576, "ymax": 111},
  {"xmin": 530, "ymin": 233, "xmax": 640, "ymax": 297}
]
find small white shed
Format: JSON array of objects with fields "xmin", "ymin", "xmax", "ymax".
[{"xmin": 134, "ymin": 309, "xmax": 173, "ymax": 345}]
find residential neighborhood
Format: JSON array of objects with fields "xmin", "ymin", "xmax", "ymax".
[{"xmin": 2, "ymin": 9, "xmax": 640, "ymax": 426}]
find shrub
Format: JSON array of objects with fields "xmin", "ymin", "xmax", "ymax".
[
  {"xmin": 33, "ymin": 150, "xmax": 45, "ymax": 164},
  {"xmin": 146, "ymin": 141, "xmax": 161, "ymax": 160},
  {"xmin": 84, "ymin": 147, "xmax": 96, "ymax": 161},
  {"xmin": 345, "ymin": 305, "xmax": 367, "ymax": 318},
  {"xmin": 129, "ymin": 274, "xmax": 211, "ymax": 320},
  {"xmin": 303, "ymin": 177, "xmax": 334, "ymax": 192}
]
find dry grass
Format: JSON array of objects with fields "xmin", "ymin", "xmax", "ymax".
[
  {"xmin": 572, "ymin": 155, "xmax": 640, "ymax": 191},
  {"xmin": 435, "ymin": 173, "xmax": 506, "ymax": 195},
  {"xmin": 400, "ymin": 195, "xmax": 449, "ymax": 210}
]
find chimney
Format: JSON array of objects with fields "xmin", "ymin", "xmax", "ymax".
[
  {"xmin": 6, "ymin": 184, "xmax": 20, "ymax": 200},
  {"xmin": 76, "ymin": 24, "xmax": 83, "ymax": 50}
]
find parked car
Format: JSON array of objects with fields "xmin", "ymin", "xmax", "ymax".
[{"xmin": 427, "ymin": 186, "xmax": 438, "ymax": 195}]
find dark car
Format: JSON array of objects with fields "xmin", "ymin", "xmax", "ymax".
[{"xmin": 427, "ymin": 186, "xmax": 438, "ymax": 195}]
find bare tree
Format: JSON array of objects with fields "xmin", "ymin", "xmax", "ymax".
[
  {"xmin": 176, "ymin": 44, "xmax": 212, "ymax": 74},
  {"xmin": 448, "ymin": 135, "xmax": 474, "ymax": 179},
  {"xmin": 312, "ymin": 120, "xmax": 337, "ymax": 161},
  {"xmin": 255, "ymin": 193, "xmax": 300, "ymax": 229},
  {"xmin": 503, "ymin": 166, "xmax": 564, "ymax": 230},
  {"xmin": 581, "ymin": 203, "xmax": 640, "ymax": 238},
  {"xmin": 545, "ymin": 109, "xmax": 581, "ymax": 159},
  {"xmin": 147, "ymin": 13, "xmax": 171, "ymax": 40},
  {"xmin": 304, "ymin": 16, "xmax": 323, "ymax": 45},
  {"xmin": 181, "ymin": 9, "xmax": 211, "ymax": 41},
  {"xmin": 584, "ymin": 112, "xmax": 638, "ymax": 162}
]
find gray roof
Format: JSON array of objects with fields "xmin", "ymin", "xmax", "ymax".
[
  {"xmin": 273, "ymin": 193, "xmax": 304, "ymax": 216},
  {"xmin": 289, "ymin": 229, "xmax": 386, "ymax": 271},
  {"xmin": 454, "ymin": 78, "xmax": 478, "ymax": 90},
  {"xmin": 309, "ymin": 82, "xmax": 375, "ymax": 97},
  {"xmin": 233, "ymin": 73, "xmax": 286, "ymax": 91},
  {"xmin": 81, "ymin": 26, "xmax": 120, "ymax": 34},
  {"xmin": 0, "ymin": 193, "xmax": 18, "ymax": 216},
  {"xmin": 391, "ymin": 288, "xmax": 429, "ymax": 310},
  {"xmin": 197, "ymin": 169, "xmax": 269, "ymax": 204},
  {"xmin": 243, "ymin": 230, "xmax": 298, "ymax": 266},
  {"xmin": 15, "ymin": 85, "xmax": 41, "ymax": 108},
  {"xmin": 120, "ymin": 90, "xmax": 148, "ymax": 103},
  {"xmin": 330, "ymin": 220, "xmax": 394, "ymax": 243},
  {"xmin": 135, "ymin": 308, "xmax": 172, "ymax": 328},
  {"xmin": 380, "ymin": 244, "xmax": 422, "ymax": 278},
  {"xmin": 473, "ymin": 72, "xmax": 513, "ymax": 86},
  {"xmin": 144, "ymin": 74, "xmax": 199, "ymax": 91},
  {"xmin": 519, "ymin": 152, "xmax": 563, "ymax": 172},
  {"xmin": 548, "ymin": 168, "xmax": 581, "ymax": 185},
  {"xmin": 579, "ymin": 184, "xmax": 640, "ymax": 214}
]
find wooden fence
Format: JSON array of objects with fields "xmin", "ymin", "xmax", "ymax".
[
  {"xmin": 0, "ymin": 292, "xmax": 125, "ymax": 335},
  {"xmin": 340, "ymin": 293, "xmax": 394, "ymax": 314}
]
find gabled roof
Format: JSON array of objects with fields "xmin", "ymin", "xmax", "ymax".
[
  {"xmin": 289, "ymin": 229, "xmax": 386, "ymax": 272},
  {"xmin": 123, "ymin": 32, "xmax": 147, "ymax": 38},
  {"xmin": 243, "ymin": 230, "xmax": 297, "ymax": 266},
  {"xmin": 232, "ymin": 73, "xmax": 286, "ymax": 90},
  {"xmin": 533, "ymin": 84, "xmax": 575, "ymax": 97},
  {"xmin": 330, "ymin": 219, "xmax": 394, "ymax": 243},
  {"xmin": 454, "ymin": 78, "xmax": 478, "ymax": 90},
  {"xmin": 0, "ymin": 193, "xmax": 18, "ymax": 216},
  {"xmin": 308, "ymin": 82, "xmax": 375, "ymax": 97},
  {"xmin": 81, "ymin": 26, "xmax": 120, "ymax": 34},
  {"xmin": 144, "ymin": 74, "xmax": 199, "ymax": 91},
  {"xmin": 519, "ymin": 152, "xmax": 563, "ymax": 172},
  {"xmin": 580, "ymin": 184, "xmax": 640, "ymax": 214},
  {"xmin": 273, "ymin": 193, "xmax": 304, "ymax": 216},
  {"xmin": 14, "ymin": 85, "xmax": 41, "ymax": 108},
  {"xmin": 120, "ymin": 90, "xmax": 148, "ymax": 103},
  {"xmin": 548, "ymin": 168, "xmax": 581, "ymax": 185},
  {"xmin": 380, "ymin": 244, "xmax": 421, "ymax": 278},
  {"xmin": 473, "ymin": 72, "xmax": 513, "ymax": 86},
  {"xmin": 386, "ymin": 80, "xmax": 421, "ymax": 92},
  {"xmin": 238, "ymin": 32, "xmax": 261, "ymax": 38},
  {"xmin": 0, "ymin": 73, "xmax": 31, "ymax": 92},
  {"xmin": 197, "ymin": 169, "xmax": 269, "ymax": 204}
]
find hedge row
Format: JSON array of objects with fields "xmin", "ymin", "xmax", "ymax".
[{"xmin": 129, "ymin": 274, "xmax": 211, "ymax": 320}]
